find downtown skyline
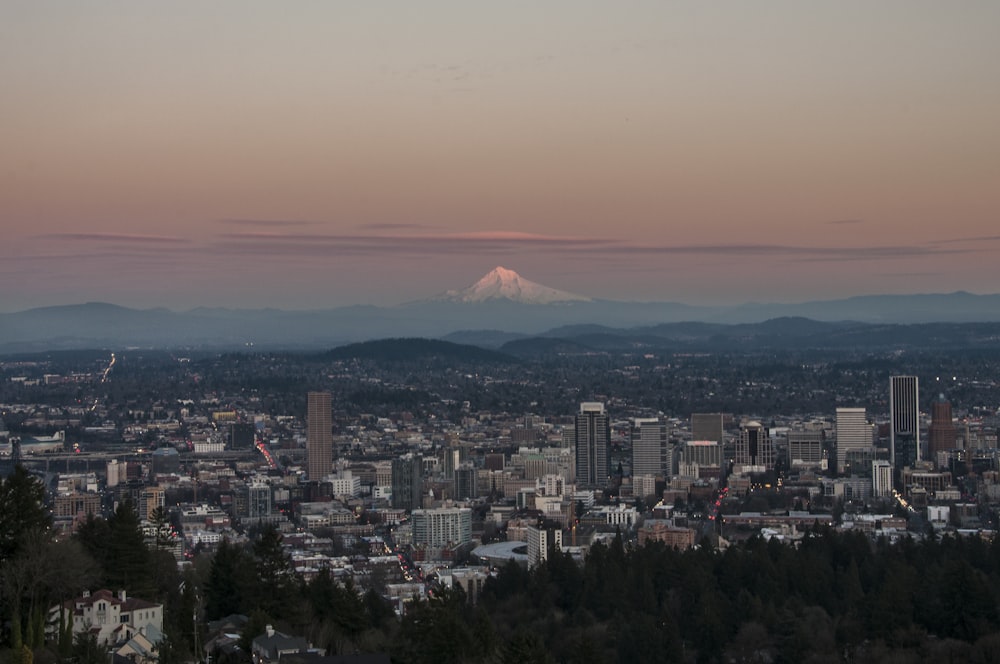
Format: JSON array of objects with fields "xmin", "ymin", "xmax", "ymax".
[{"xmin": 2, "ymin": 2, "xmax": 999, "ymax": 312}]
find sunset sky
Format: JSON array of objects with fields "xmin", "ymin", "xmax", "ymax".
[{"xmin": 2, "ymin": 2, "xmax": 998, "ymax": 312}]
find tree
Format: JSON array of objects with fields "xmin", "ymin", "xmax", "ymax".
[
  {"xmin": 252, "ymin": 525, "xmax": 301, "ymax": 621},
  {"xmin": 156, "ymin": 632, "xmax": 185, "ymax": 664},
  {"xmin": 204, "ymin": 538, "xmax": 254, "ymax": 620},
  {"xmin": 0, "ymin": 466, "xmax": 52, "ymax": 563},
  {"xmin": 499, "ymin": 630, "xmax": 552, "ymax": 664},
  {"xmin": 2, "ymin": 527, "xmax": 98, "ymax": 651},
  {"xmin": 72, "ymin": 632, "xmax": 107, "ymax": 664},
  {"xmin": 75, "ymin": 512, "xmax": 112, "ymax": 573},
  {"xmin": 392, "ymin": 588, "xmax": 477, "ymax": 664},
  {"xmin": 149, "ymin": 506, "xmax": 174, "ymax": 550},
  {"xmin": 306, "ymin": 570, "xmax": 367, "ymax": 654},
  {"xmin": 363, "ymin": 588, "xmax": 395, "ymax": 631},
  {"xmin": 105, "ymin": 499, "xmax": 153, "ymax": 596},
  {"xmin": 239, "ymin": 610, "xmax": 270, "ymax": 654}
]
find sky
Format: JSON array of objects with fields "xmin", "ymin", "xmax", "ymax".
[{"xmin": 2, "ymin": 1, "xmax": 999, "ymax": 312}]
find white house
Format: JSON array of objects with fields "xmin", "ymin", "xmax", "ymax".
[{"xmin": 49, "ymin": 589, "xmax": 163, "ymax": 647}]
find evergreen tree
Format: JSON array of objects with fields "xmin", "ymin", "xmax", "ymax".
[
  {"xmin": 500, "ymin": 630, "xmax": 552, "ymax": 664},
  {"xmin": 362, "ymin": 588, "xmax": 395, "ymax": 631},
  {"xmin": 157, "ymin": 631, "xmax": 185, "ymax": 664},
  {"xmin": 75, "ymin": 512, "xmax": 112, "ymax": 576},
  {"xmin": 72, "ymin": 631, "xmax": 107, "ymax": 664},
  {"xmin": 0, "ymin": 466, "xmax": 52, "ymax": 563},
  {"xmin": 239, "ymin": 610, "xmax": 271, "ymax": 654},
  {"xmin": 150, "ymin": 506, "xmax": 174, "ymax": 550},
  {"xmin": 252, "ymin": 525, "xmax": 301, "ymax": 621},
  {"xmin": 204, "ymin": 538, "xmax": 254, "ymax": 620},
  {"xmin": 392, "ymin": 588, "xmax": 477, "ymax": 664},
  {"xmin": 106, "ymin": 499, "xmax": 153, "ymax": 596}
]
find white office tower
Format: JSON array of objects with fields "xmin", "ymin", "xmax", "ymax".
[
  {"xmin": 872, "ymin": 460, "xmax": 893, "ymax": 498},
  {"xmin": 631, "ymin": 417, "xmax": 671, "ymax": 478},
  {"xmin": 836, "ymin": 408, "xmax": 872, "ymax": 475},
  {"xmin": 527, "ymin": 523, "xmax": 563, "ymax": 569}
]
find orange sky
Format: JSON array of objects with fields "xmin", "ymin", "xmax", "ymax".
[{"xmin": 2, "ymin": 2, "xmax": 998, "ymax": 311}]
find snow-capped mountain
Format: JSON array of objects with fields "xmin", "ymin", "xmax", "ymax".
[{"xmin": 435, "ymin": 266, "xmax": 591, "ymax": 304}]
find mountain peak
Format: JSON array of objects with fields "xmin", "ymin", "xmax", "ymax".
[{"xmin": 437, "ymin": 266, "xmax": 591, "ymax": 304}]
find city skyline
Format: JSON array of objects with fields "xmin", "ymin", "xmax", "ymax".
[{"xmin": 3, "ymin": 2, "xmax": 999, "ymax": 312}]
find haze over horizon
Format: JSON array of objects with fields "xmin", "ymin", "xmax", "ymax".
[
  {"xmin": 3, "ymin": 2, "xmax": 999, "ymax": 312},
  {"xmin": 2, "ymin": 265, "xmax": 998, "ymax": 316}
]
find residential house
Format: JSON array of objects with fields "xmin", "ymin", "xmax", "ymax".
[{"xmin": 49, "ymin": 589, "xmax": 163, "ymax": 648}]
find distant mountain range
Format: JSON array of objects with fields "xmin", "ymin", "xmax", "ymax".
[{"xmin": 2, "ymin": 267, "xmax": 1000, "ymax": 352}]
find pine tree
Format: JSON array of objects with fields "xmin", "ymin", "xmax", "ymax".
[
  {"xmin": 0, "ymin": 466, "xmax": 52, "ymax": 563},
  {"xmin": 106, "ymin": 499, "xmax": 153, "ymax": 596},
  {"xmin": 204, "ymin": 538, "xmax": 254, "ymax": 620},
  {"xmin": 74, "ymin": 512, "xmax": 112, "ymax": 583},
  {"xmin": 252, "ymin": 525, "xmax": 301, "ymax": 621},
  {"xmin": 73, "ymin": 631, "xmax": 107, "ymax": 664}
]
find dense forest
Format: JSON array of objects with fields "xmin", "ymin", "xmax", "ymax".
[{"xmin": 5, "ymin": 463, "xmax": 1000, "ymax": 664}]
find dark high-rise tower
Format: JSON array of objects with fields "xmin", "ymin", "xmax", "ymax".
[
  {"xmin": 927, "ymin": 394, "xmax": 957, "ymax": 464},
  {"xmin": 392, "ymin": 453, "xmax": 423, "ymax": 510},
  {"xmin": 307, "ymin": 391, "xmax": 333, "ymax": 481},
  {"xmin": 734, "ymin": 421, "xmax": 774, "ymax": 470},
  {"xmin": 575, "ymin": 402, "xmax": 610, "ymax": 488},
  {"xmin": 691, "ymin": 413, "xmax": 724, "ymax": 444},
  {"xmin": 454, "ymin": 462, "xmax": 478, "ymax": 501},
  {"xmin": 230, "ymin": 422, "xmax": 255, "ymax": 450},
  {"xmin": 890, "ymin": 376, "xmax": 920, "ymax": 470}
]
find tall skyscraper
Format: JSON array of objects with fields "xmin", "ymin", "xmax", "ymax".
[
  {"xmin": 890, "ymin": 376, "xmax": 920, "ymax": 469},
  {"xmin": 454, "ymin": 462, "xmax": 478, "ymax": 501},
  {"xmin": 691, "ymin": 413, "xmax": 724, "ymax": 444},
  {"xmin": 306, "ymin": 391, "xmax": 333, "ymax": 481},
  {"xmin": 575, "ymin": 402, "xmax": 610, "ymax": 488},
  {"xmin": 631, "ymin": 417, "xmax": 671, "ymax": 478},
  {"xmin": 836, "ymin": 407, "xmax": 872, "ymax": 475},
  {"xmin": 392, "ymin": 453, "xmax": 423, "ymax": 510},
  {"xmin": 734, "ymin": 421, "xmax": 774, "ymax": 471},
  {"xmin": 927, "ymin": 394, "xmax": 958, "ymax": 465}
]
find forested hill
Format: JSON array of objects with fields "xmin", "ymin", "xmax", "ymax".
[
  {"xmin": 319, "ymin": 338, "xmax": 516, "ymax": 364},
  {"xmin": 195, "ymin": 526, "xmax": 1000, "ymax": 663},
  {"xmin": 460, "ymin": 530, "xmax": 1000, "ymax": 663}
]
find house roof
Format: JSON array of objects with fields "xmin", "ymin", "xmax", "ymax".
[
  {"xmin": 252, "ymin": 631, "xmax": 310, "ymax": 660},
  {"xmin": 207, "ymin": 613, "xmax": 249, "ymax": 636},
  {"xmin": 121, "ymin": 597, "xmax": 159, "ymax": 611},
  {"xmin": 66, "ymin": 589, "xmax": 162, "ymax": 613}
]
